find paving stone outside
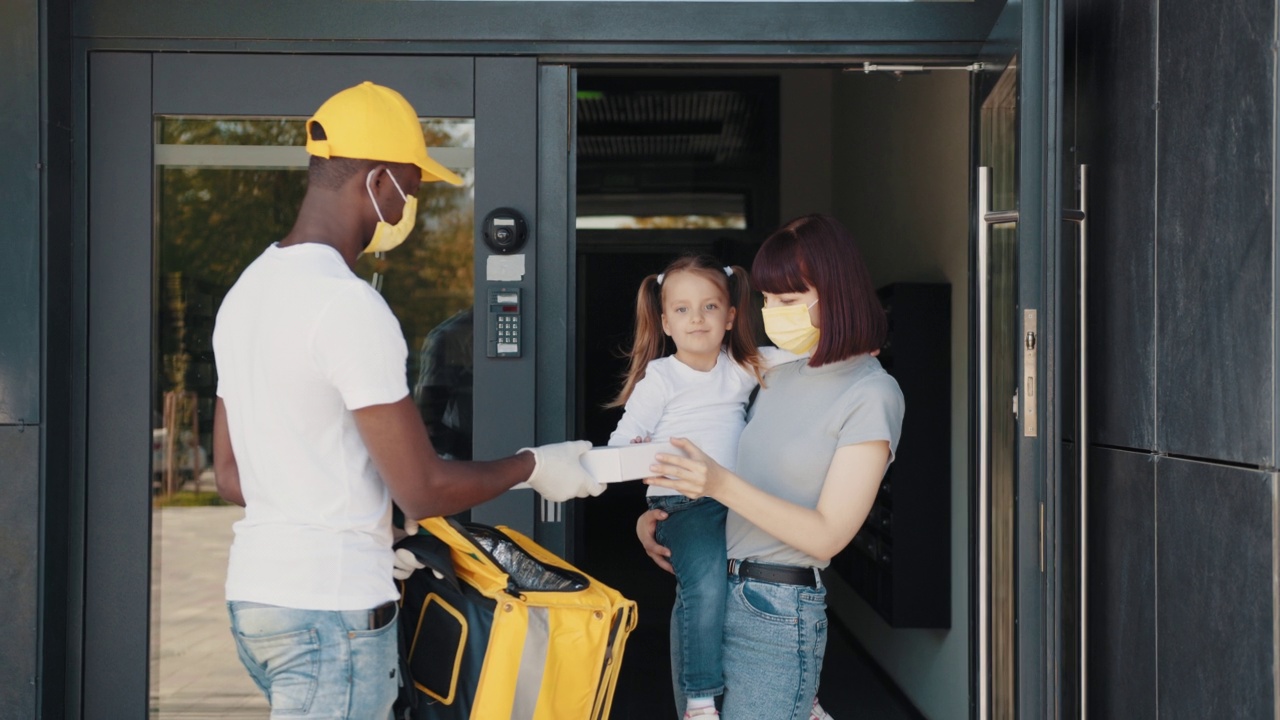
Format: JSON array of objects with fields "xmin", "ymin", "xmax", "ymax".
[{"xmin": 150, "ymin": 505, "xmax": 268, "ymax": 718}]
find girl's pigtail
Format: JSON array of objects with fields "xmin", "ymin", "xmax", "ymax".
[
  {"xmin": 606, "ymin": 274, "xmax": 667, "ymax": 408},
  {"xmin": 725, "ymin": 264, "xmax": 766, "ymax": 384}
]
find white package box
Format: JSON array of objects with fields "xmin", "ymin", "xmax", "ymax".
[{"xmin": 580, "ymin": 442, "xmax": 683, "ymax": 484}]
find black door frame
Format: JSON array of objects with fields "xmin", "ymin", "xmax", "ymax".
[
  {"xmin": 967, "ymin": 0, "xmax": 1065, "ymax": 715},
  {"xmin": 61, "ymin": 1, "xmax": 1064, "ymax": 716},
  {"xmin": 79, "ymin": 52, "xmax": 550, "ymax": 718}
]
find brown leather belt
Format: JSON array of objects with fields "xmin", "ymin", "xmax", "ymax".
[
  {"xmin": 369, "ymin": 600, "xmax": 398, "ymax": 630},
  {"xmin": 728, "ymin": 559, "xmax": 819, "ymax": 588}
]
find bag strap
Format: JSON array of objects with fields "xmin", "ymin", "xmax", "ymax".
[
  {"xmin": 392, "ymin": 532, "xmax": 462, "ymax": 593},
  {"xmin": 445, "ymin": 515, "xmax": 472, "ymax": 539}
]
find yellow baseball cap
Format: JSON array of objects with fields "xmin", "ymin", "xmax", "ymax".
[{"xmin": 305, "ymin": 81, "xmax": 464, "ymax": 186}]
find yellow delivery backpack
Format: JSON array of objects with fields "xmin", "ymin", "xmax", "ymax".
[{"xmin": 394, "ymin": 516, "xmax": 638, "ymax": 720}]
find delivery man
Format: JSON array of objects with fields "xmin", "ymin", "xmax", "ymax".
[{"xmin": 211, "ymin": 81, "xmax": 602, "ymax": 719}]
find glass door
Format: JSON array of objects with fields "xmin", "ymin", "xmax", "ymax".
[
  {"xmin": 148, "ymin": 115, "xmax": 474, "ymax": 717},
  {"xmin": 84, "ymin": 53, "xmax": 559, "ymax": 718},
  {"xmin": 978, "ymin": 62, "xmax": 1020, "ymax": 720},
  {"xmin": 971, "ymin": 0, "xmax": 1064, "ymax": 715}
]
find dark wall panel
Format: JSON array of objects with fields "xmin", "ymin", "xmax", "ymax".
[
  {"xmin": 0, "ymin": 0, "xmax": 41, "ymax": 424},
  {"xmin": 1156, "ymin": 457, "xmax": 1274, "ymax": 719},
  {"xmin": 1086, "ymin": 447, "xmax": 1156, "ymax": 720},
  {"xmin": 1155, "ymin": 0, "xmax": 1275, "ymax": 465},
  {"xmin": 0, "ymin": 428, "xmax": 39, "ymax": 718},
  {"xmin": 1073, "ymin": 0, "xmax": 1157, "ymax": 451}
]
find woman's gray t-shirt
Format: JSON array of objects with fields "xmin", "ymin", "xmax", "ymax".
[{"xmin": 726, "ymin": 353, "xmax": 905, "ymax": 569}]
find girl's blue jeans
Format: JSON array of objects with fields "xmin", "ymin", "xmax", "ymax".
[
  {"xmin": 665, "ymin": 553, "xmax": 830, "ymax": 720},
  {"xmin": 649, "ymin": 494, "xmax": 729, "ymax": 702}
]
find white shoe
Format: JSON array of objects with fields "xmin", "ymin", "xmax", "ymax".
[
  {"xmin": 811, "ymin": 698, "xmax": 834, "ymax": 720},
  {"xmin": 683, "ymin": 707, "xmax": 720, "ymax": 719}
]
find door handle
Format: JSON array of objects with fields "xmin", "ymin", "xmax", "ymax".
[
  {"xmin": 976, "ymin": 166, "xmax": 1018, "ymax": 720},
  {"xmin": 1063, "ymin": 164, "xmax": 1088, "ymax": 717}
]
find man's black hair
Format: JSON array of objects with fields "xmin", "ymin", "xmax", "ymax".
[
  {"xmin": 307, "ymin": 122, "xmax": 420, "ymax": 190},
  {"xmin": 306, "ymin": 121, "xmax": 374, "ymax": 190},
  {"xmin": 307, "ymin": 155, "xmax": 373, "ymax": 190}
]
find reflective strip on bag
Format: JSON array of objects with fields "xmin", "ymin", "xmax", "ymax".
[{"xmin": 510, "ymin": 606, "xmax": 551, "ymax": 720}]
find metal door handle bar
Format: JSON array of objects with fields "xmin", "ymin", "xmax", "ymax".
[
  {"xmin": 985, "ymin": 209, "xmax": 1020, "ymax": 225},
  {"xmin": 976, "ymin": 167, "xmax": 1017, "ymax": 720},
  {"xmin": 1062, "ymin": 165, "xmax": 1088, "ymax": 717}
]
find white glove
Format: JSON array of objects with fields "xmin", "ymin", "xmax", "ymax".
[
  {"xmin": 519, "ymin": 440, "xmax": 606, "ymax": 502},
  {"xmin": 392, "ymin": 548, "xmax": 426, "ymax": 580},
  {"xmin": 392, "ymin": 547, "xmax": 445, "ymax": 581},
  {"xmin": 392, "ymin": 517, "xmax": 420, "ymax": 542}
]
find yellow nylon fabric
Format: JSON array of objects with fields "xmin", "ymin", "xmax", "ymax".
[{"xmin": 417, "ymin": 518, "xmax": 638, "ymax": 720}]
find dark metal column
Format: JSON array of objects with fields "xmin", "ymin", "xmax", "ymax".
[
  {"xmin": 470, "ymin": 57, "xmax": 540, "ymax": 534},
  {"xmin": 534, "ymin": 63, "xmax": 575, "ymax": 558},
  {"xmin": 83, "ymin": 52, "xmax": 153, "ymax": 719}
]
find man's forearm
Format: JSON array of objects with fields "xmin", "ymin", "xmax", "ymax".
[
  {"xmin": 402, "ymin": 452, "xmax": 535, "ymax": 519},
  {"xmin": 356, "ymin": 396, "xmax": 542, "ymax": 519}
]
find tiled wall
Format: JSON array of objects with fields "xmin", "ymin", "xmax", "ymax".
[{"xmin": 1071, "ymin": 0, "xmax": 1278, "ymax": 715}]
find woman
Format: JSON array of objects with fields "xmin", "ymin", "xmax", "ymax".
[{"xmin": 637, "ymin": 214, "xmax": 905, "ymax": 720}]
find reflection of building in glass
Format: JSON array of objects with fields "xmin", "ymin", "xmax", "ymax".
[{"xmin": 414, "ymin": 307, "xmax": 474, "ymax": 460}]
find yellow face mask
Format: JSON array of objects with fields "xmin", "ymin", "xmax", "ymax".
[
  {"xmin": 364, "ymin": 168, "xmax": 417, "ymax": 254},
  {"xmin": 762, "ymin": 299, "xmax": 820, "ymax": 355}
]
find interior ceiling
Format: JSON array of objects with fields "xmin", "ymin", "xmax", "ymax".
[{"xmin": 576, "ymin": 89, "xmax": 761, "ymax": 164}]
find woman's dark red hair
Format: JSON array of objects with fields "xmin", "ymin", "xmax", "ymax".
[{"xmin": 752, "ymin": 214, "xmax": 887, "ymax": 366}]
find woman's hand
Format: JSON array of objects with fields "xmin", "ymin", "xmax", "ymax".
[
  {"xmin": 644, "ymin": 437, "xmax": 727, "ymax": 500},
  {"xmin": 636, "ymin": 508, "xmax": 674, "ymax": 574}
]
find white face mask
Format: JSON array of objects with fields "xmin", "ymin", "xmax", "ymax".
[
  {"xmin": 762, "ymin": 299, "xmax": 820, "ymax": 354},
  {"xmin": 364, "ymin": 168, "xmax": 417, "ymax": 254}
]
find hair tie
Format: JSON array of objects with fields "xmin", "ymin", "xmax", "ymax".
[
  {"xmin": 724, "ymin": 266, "xmax": 733, "ymax": 277},
  {"xmin": 656, "ymin": 273, "xmax": 665, "ymax": 285}
]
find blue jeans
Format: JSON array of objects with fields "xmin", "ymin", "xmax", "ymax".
[
  {"xmin": 227, "ymin": 601, "xmax": 400, "ymax": 719},
  {"xmin": 710, "ymin": 571, "xmax": 827, "ymax": 720},
  {"xmin": 649, "ymin": 494, "xmax": 729, "ymax": 701}
]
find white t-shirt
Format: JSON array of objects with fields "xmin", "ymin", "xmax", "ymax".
[
  {"xmin": 213, "ymin": 243, "xmax": 410, "ymax": 610},
  {"xmin": 608, "ymin": 348, "xmax": 803, "ymax": 497}
]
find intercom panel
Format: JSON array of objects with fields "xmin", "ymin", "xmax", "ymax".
[{"xmin": 486, "ymin": 287, "xmax": 522, "ymax": 358}]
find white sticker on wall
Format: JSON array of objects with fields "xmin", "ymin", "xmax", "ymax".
[{"xmin": 486, "ymin": 254, "xmax": 526, "ymax": 281}]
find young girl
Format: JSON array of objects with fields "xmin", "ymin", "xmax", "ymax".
[{"xmin": 608, "ymin": 254, "xmax": 829, "ymax": 719}]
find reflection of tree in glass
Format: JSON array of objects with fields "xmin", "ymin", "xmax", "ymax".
[
  {"xmin": 354, "ymin": 121, "xmax": 475, "ymax": 383},
  {"xmin": 157, "ymin": 117, "xmax": 475, "ymax": 396},
  {"xmin": 356, "ymin": 168, "xmax": 475, "ymax": 383},
  {"xmin": 161, "ymin": 117, "xmax": 307, "ymax": 146},
  {"xmin": 158, "ymin": 119, "xmax": 311, "ymax": 291}
]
